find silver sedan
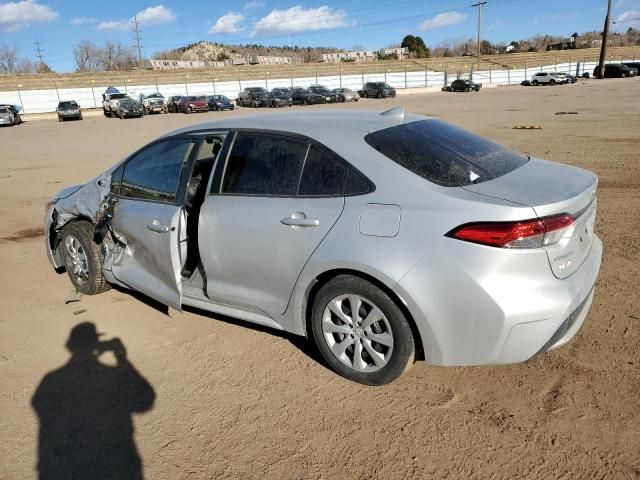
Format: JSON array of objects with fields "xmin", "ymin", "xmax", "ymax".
[{"xmin": 44, "ymin": 108, "xmax": 602, "ymax": 385}]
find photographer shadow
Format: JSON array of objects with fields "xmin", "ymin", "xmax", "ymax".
[{"xmin": 32, "ymin": 322, "xmax": 155, "ymax": 480}]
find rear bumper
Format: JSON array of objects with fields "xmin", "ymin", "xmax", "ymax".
[{"xmin": 394, "ymin": 235, "xmax": 602, "ymax": 366}]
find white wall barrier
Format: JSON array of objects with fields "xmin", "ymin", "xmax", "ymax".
[{"xmin": 0, "ymin": 59, "xmax": 631, "ymax": 114}]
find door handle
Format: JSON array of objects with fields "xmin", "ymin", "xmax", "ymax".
[
  {"xmin": 147, "ymin": 222, "xmax": 170, "ymax": 233},
  {"xmin": 280, "ymin": 212, "xmax": 319, "ymax": 228}
]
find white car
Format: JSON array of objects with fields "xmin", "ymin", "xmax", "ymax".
[{"xmin": 531, "ymin": 72, "xmax": 559, "ymax": 85}]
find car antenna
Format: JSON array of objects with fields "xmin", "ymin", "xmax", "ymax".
[{"xmin": 380, "ymin": 106, "xmax": 404, "ymax": 121}]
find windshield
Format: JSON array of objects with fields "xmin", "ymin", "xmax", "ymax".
[
  {"xmin": 110, "ymin": 93, "xmax": 127, "ymax": 100},
  {"xmin": 376, "ymin": 83, "xmax": 391, "ymax": 88},
  {"xmin": 364, "ymin": 119, "xmax": 529, "ymax": 187},
  {"xmin": 59, "ymin": 102, "xmax": 78, "ymax": 109},
  {"xmin": 0, "ymin": 107, "xmax": 10, "ymax": 113},
  {"xmin": 146, "ymin": 93, "xmax": 164, "ymax": 98},
  {"xmin": 186, "ymin": 96, "xmax": 206, "ymax": 101},
  {"xmin": 247, "ymin": 88, "xmax": 266, "ymax": 93},
  {"xmin": 210, "ymin": 95, "xmax": 228, "ymax": 101}
]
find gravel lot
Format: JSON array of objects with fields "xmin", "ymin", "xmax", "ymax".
[{"xmin": 1, "ymin": 79, "xmax": 639, "ymax": 479}]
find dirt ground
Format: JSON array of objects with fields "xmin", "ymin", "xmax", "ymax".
[{"xmin": 1, "ymin": 80, "xmax": 639, "ymax": 480}]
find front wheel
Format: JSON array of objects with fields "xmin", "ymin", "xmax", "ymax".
[
  {"xmin": 549, "ymin": 79, "xmax": 556, "ymax": 85},
  {"xmin": 60, "ymin": 221, "xmax": 110, "ymax": 295},
  {"xmin": 311, "ymin": 275, "xmax": 415, "ymax": 385},
  {"xmin": 532, "ymin": 80, "xmax": 539, "ymax": 86},
  {"xmin": 377, "ymin": 91, "xmax": 382, "ymax": 99}
]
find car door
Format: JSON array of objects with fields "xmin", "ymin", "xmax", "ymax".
[
  {"xmin": 198, "ymin": 132, "xmax": 349, "ymax": 315},
  {"xmin": 109, "ymin": 137, "xmax": 197, "ymax": 310}
]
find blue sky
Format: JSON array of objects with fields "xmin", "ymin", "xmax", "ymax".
[{"xmin": 1, "ymin": 0, "xmax": 638, "ymax": 72}]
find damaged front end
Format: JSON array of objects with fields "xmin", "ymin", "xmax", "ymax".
[{"xmin": 44, "ymin": 170, "xmax": 126, "ymax": 274}]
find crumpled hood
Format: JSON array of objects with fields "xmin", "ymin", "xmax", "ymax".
[{"xmin": 54, "ymin": 184, "xmax": 83, "ymax": 200}]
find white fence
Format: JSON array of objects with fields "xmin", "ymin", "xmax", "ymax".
[{"xmin": 0, "ymin": 59, "xmax": 631, "ymax": 114}]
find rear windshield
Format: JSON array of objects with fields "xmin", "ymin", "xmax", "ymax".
[{"xmin": 364, "ymin": 119, "xmax": 528, "ymax": 187}]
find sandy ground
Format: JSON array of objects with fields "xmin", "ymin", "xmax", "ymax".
[{"xmin": 1, "ymin": 80, "xmax": 639, "ymax": 480}]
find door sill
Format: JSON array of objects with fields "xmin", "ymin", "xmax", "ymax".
[{"xmin": 182, "ymin": 292, "xmax": 283, "ymax": 331}]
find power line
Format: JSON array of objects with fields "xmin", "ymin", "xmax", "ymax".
[{"xmin": 132, "ymin": 15, "xmax": 143, "ymax": 66}]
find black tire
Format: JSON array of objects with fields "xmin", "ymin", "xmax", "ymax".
[
  {"xmin": 550, "ymin": 79, "xmax": 556, "ymax": 85},
  {"xmin": 58, "ymin": 116, "xmax": 63, "ymax": 122},
  {"xmin": 311, "ymin": 275, "xmax": 415, "ymax": 385},
  {"xmin": 377, "ymin": 91, "xmax": 382, "ymax": 99},
  {"xmin": 79, "ymin": 114, "xmax": 83, "ymax": 120},
  {"xmin": 532, "ymin": 80, "xmax": 539, "ymax": 86},
  {"xmin": 60, "ymin": 221, "xmax": 111, "ymax": 295}
]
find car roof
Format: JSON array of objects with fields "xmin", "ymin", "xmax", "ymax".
[{"xmin": 164, "ymin": 109, "xmax": 425, "ymax": 139}]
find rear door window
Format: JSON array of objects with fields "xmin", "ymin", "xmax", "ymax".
[
  {"xmin": 364, "ymin": 119, "xmax": 528, "ymax": 187},
  {"xmin": 298, "ymin": 145, "xmax": 348, "ymax": 196},
  {"xmin": 221, "ymin": 132, "xmax": 308, "ymax": 196}
]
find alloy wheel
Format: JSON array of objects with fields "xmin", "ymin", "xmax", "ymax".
[
  {"xmin": 321, "ymin": 294, "xmax": 394, "ymax": 372},
  {"xmin": 64, "ymin": 235, "xmax": 89, "ymax": 285}
]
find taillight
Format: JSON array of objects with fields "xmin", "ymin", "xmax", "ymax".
[{"xmin": 447, "ymin": 214, "xmax": 574, "ymax": 248}]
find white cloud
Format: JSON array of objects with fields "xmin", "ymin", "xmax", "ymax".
[
  {"xmin": 244, "ymin": 0, "xmax": 265, "ymax": 9},
  {"xmin": 70, "ymin": 16, "xmax": 97, "ymax": 25},
  {"xmin": 420, "ymin": 11, "xmax": 467, "ymax": 31},
  {"xmin": 0, "ymin": 0, "xmax": 57, "ymax": 32},
  {"xmin": 209, "ymin": 12, "xmax": 245, "ymax": 34},
  {"xmin": 98, "ymin": 5, "xmax": 175, "ymax": 31},
  {"xmin": 252, "ymin": 5, "xmax": 349, "ymax": 36}
]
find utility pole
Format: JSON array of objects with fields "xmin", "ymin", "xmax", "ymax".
[
  {"xmin": 132, "ymin": 15, "xmax": 143, "ymax": 67},
  {"xmin": 471, "ymin": 1, "xmax": 488, "ymax": 68},
  {"xmin": 597, "ymin": 0, "xmax": 612, "ymax": 79},
  {"xmin": 35, "ymin": 38, "xmax": 45, "ymax": 70}
]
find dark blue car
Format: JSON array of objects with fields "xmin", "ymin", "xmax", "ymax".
[{"xmin": 207, "ymin": 95, "xmax": 235, "ymax": 111}]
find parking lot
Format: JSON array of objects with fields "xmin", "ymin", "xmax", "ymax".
[{"xmin": 1, "ymin": 79, "xmax": 639, "ymax": 479}]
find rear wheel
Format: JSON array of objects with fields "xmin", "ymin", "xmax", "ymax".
[
  {"xmin": 311, "ymin": 275, "xmax": 415, "ymax": 385},
  {"xmin": 550, "ymin": 79, "xmax": 556, "ymax": 85},
  {"xmin": 532, "ymin": 80, "xmax": 539, "ymax": 86},
  {"xmin": 61, "ymin": 221, "xmax": 110, "ymax": 295},
  {"xmin": 377, "ymin": 91, "xmax": 382, "ymax": 99}
]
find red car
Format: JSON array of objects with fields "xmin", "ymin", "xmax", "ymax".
[{"xmin": 177, "ymin": 96, "xmax": 209, "ymax": 113}]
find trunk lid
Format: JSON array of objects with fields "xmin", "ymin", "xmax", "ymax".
[{"xmin": 463, "ymin": 158, "xmax": 598, "ymax": 279}]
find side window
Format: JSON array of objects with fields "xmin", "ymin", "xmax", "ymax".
[
  {"xmin": 110, "ymin": 163, "xmax": 124, "ymax": 194},
  {"xmin": 120, "ymin": 138, "xmax": 194, "ymax": 203},
  {"xmin": 345, "ymin": 169, "xmax": 374, "ymax": 195},
  {"xmin": 298, "ymin": 145, "xmax": 348, "ymax": 196},
  {"xmin": 221, "ymin": 132, "xmax": 308, "ymax": 196}
]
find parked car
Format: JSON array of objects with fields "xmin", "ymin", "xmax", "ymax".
[
  {"xmin": 622, "ymin": 62, "xmax": 640, "ymax": 75},
  {"xmin": 57, "ymin": 101, "xmax": 83, "ymax": 122},
  {"xmin": 102, "ymin": 89, "xmax": 129, "ymax": 117},
  {"xmin": 448, "ymin": 79, "xmax": 482, "ymax": 92},
  {"xmin": 114, "ymin": 99, "xmax": 143, "ymax": 119},
  {"xmin": 44, "ymin": 108, "xmax": 602, "ymax": 385},
  {"xmin": 555, "ymin": 73, "xmax": 577, "ymax": 84},
  {"xmin": 291, "ymin": 87, "xmax": 326, "ymax": 105},
  {"xmin": 531, "ymin": 72, "xmax": 559, "ymax": 85},
  {"xmin": 268, "ymin": 88, "xmax": 293, "ymax": 107},
  {"xmin": 237, "ymin": 87, "xmax": 270, "ymax": 107},
  {"xmin": 177, "ymin": 96, "xmax": 209, "ymax": 113},
  {"xmin": 549, "ymin": 73, "xmax": 569, "ymax": 84},
  {"xmin": 138, "ymin": 93, "xmax": 168, "ymax": 114},
  {"xmin": 207, "ymin": 95, "xmax": 235, "ymax": 111},
  {"xmin": 308, "ymin": 85, "xmax": 340, "ymax": 103},
  {"xmin": 0, "ymin": 104, "xmax": 23, "ymax": 126},
  {"xmin": 593, "ymin": 64, "xmax": 637, "ymax": 78},
  {"xmin": 360, "ymin": 82, "xmax": 396, "ymax": 98},
  {"xmin": 332, "ymin": 88, "xmax": 359, "ymax": 102},
  {"xmin": 167, "ymin": 96, "xmax": 182, "ymax": 113}
]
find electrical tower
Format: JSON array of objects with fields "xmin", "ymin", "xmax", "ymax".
[
  {"xmin": 471, "ymin": 1, "xmax": 488, "ymax": 68},
  {"xmin": 35, "ymin": 39, "xmax": 45, "ymax": 70},
  {"xmin": 132, "ymin": 16, "xmax": 143, "ymax": 67}
]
